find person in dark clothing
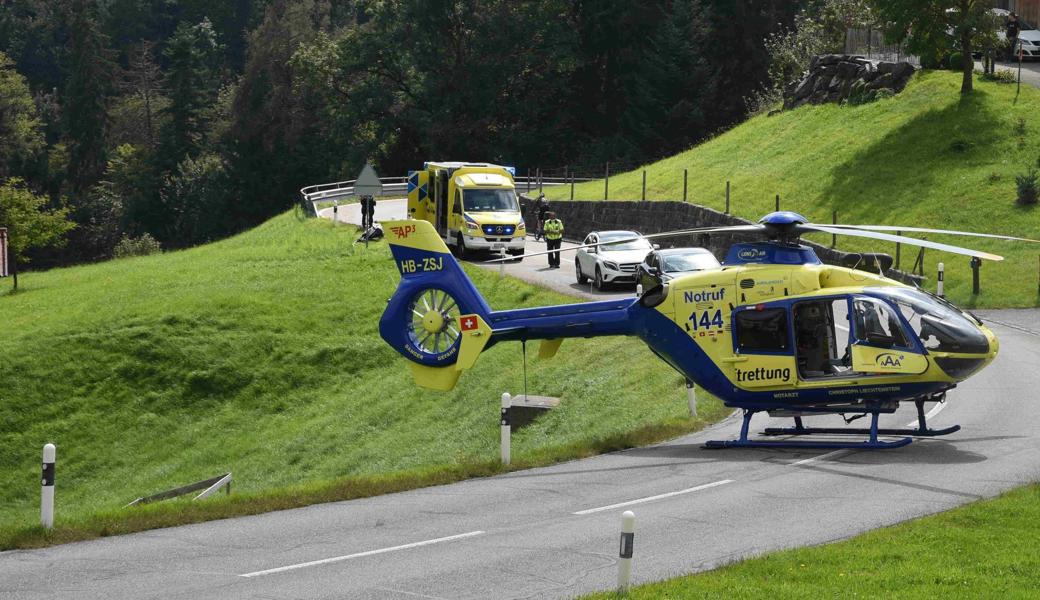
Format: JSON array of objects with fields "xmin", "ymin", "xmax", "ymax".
[
  {"xmin": 535, "ymin": 194, "xmax": 549, "ymax": 241},
  {"xmin": 1008, "ymin": 12, "xmax": 1021, "ymax": 62},
  {"xmin": 361, "ymin": 195, "xmax": 376, "ymax": 229}
]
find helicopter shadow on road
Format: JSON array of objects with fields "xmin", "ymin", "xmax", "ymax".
[{"xmin": 620, "ymin": 436, "xmax": 993, "ymax": 466}]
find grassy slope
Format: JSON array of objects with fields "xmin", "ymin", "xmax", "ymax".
[
  {"xmin": 584, "ymin": 484, "xmax": 1040, "ymax": 599},
  {"xmin": 0, "ymin": 211, "xmax": 726, "ymax": 547},
  {"xmin": 550, "ymin": 71, "xmax": 1040, "ymax": 307}
]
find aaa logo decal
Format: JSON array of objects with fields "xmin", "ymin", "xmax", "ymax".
[
  {"xmin": 390, "ymin": 224, "xmax": 417, "ymax": 239},
  {"xmin": 876, "ymin": 353, "xmax": 905, "ymax": 368}
]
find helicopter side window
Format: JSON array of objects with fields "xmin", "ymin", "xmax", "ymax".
[
  {"xmin": 735, "ymin": 308, "xmax": 789, "ymax": 352},
  {"xmin": 853, "ymin": 297, "xmax": 909, "ymax": 348}
]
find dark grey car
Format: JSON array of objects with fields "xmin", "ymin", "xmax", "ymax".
[{"xmin": 636, "ymin": 247, "xmax": 721, "ymax": 290}]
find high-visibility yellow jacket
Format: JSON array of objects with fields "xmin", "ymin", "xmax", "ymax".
[{"xmin": 544, "ymin": 219, "xmax": 564, "ymax": 240}]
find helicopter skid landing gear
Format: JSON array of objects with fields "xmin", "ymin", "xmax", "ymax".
[
  {"xmin": 704, "ymin": 404, "xmax": 914, "ymax": 450},
  {"xmin": 761, "ymin": 399, "xmax": 960, "ymax": 439}
]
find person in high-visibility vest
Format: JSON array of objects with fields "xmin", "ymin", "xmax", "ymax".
[{"xmin": 543, "ymin": 211, "xmax": 564, "ymax": 269}]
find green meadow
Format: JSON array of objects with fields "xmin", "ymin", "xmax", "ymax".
[{"xmin": 0, "ymin": 211, "xmax": 726, "ymax": 548}]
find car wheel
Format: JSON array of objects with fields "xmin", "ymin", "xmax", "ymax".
[
  {"xmin": 576, "ymin": 259, "xmax": 588, "ymax": 284},
  {"xmin": 594, "ymin": 266, "xmax": 604, "ymax": 290},
  {"xmin": 509, "ymin": 250, "xmax": 524, "ymax": 263},
  {"xmin": 455, "ymin": 233, "xmax": 467, "ymax": 259}
]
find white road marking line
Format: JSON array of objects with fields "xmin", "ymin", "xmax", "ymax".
[
  {"xmin": 573, "ymin": 480, "xmax": 733, "ymax": 515},
  {"xmin": 238, "ymin": 531, "xmax": 485, "ymax": 578},
  {"xmin": 790, "ymin": 400, "xmax": 951, "ymax": 467},
  {"xmin": 790, "ymin": 448, "xmax": 851, "ymax": 466}
]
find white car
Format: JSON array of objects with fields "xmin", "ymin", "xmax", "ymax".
[{"xmin": 575, "ymin": 230, "xmax": 655, "ymax": 290}]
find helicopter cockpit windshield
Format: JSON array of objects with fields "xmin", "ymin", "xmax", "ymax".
[{"xmin": 868, "ymin": 287, "xmax": 990, "ymax": 354}]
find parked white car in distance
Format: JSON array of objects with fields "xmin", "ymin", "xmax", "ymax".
[{"xmin": 575, "ymin": 230, "xmax": 655, "ymax": 290}]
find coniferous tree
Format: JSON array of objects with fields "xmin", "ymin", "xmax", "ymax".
[
  {"xmin": 227, "ymin": 0, "xmax": 331, "ymax": 226},
  {"xmin": 159, "ymin": 18, "xmax": 222, "ymax": 172},
  {"xmin": 61, "ymin": 0, "xmax": 115, "ymax": 196}
]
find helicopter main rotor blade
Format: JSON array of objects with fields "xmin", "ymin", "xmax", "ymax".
[
  {"xmin": 806, "ymin": 225, "xmax": 1004, "ymax": 261},
  {"xmin": 484, "ymin": 225, "xmax": 762, "ymax": 263},
  {"xmin": 812, "ymin": 223, "xmax": 1040, "ymax": 244}
]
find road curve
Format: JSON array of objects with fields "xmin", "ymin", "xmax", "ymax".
[{"xmin": 2, "ymin": 207, "xmax": 1038, "ymax": 599}]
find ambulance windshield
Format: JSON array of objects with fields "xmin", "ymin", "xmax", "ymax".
[{"xmin": 464, "ymin": 189, "xmax": 519, "ymax": 212}]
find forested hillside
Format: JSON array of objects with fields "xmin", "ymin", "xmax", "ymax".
[{"xmin": 0, "ymin": 0, "xmax": 800, "ymax": 268}]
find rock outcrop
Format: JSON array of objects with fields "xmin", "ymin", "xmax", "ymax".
[{"xmin": 783, "ymin": 54, "xmax": 915, "ymax": 110}]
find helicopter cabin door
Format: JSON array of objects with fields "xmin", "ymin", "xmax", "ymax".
[
  {"xmin": 848, "ymin": 296, "xmax": 928, "ymax": 375},
  {"xmin": 730, "ymin": 305, "xmax": 797, "ymax": 389},
  {"xmin": 434, "ymin": 170, "xmax": 449, "ymax": 236}
]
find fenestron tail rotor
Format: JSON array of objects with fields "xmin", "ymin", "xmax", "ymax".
[{"xmin": 407, "ymin": 288, "xmax": 462, "ymax": 356}]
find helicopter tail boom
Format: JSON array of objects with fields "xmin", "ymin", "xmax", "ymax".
[{"xmin": 380, "ymin": 219, "xmax": 641, "ymax": 390}]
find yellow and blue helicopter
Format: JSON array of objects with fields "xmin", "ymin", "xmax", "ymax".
[{"xmin": 378, "ymin": 212, "xmax": 1033, "ymax": 450}]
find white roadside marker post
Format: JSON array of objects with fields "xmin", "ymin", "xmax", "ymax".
[
  {"xmin": 618, "ymin": 510, "xmax": 635, "ymax": 593},
  {"xmin": 686, "ymin": 379, "xmax": 697, "ymax": 418},
  {"xmin": 937, "ymin": 262, "xmax": 945, "ymax": 298},
  {"xmin": 41, "ymin": 443, "xmax": 55, "ymax": 529},
  {"xmin": 500, "ymin": 392, "xmax": 511, "ymax": 465}
]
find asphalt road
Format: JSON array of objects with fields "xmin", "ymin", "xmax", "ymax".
[
  {"xmin": 2, "ymin": 204, "xmax": 1038, "ymax": 599},
  {"xmin": 322, "ymin": 199, "xmax": 632, "ymax": 301}
]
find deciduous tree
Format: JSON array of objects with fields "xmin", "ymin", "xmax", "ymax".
[
  {"xmin": 871, "ymin": 0, "xmax": 989, "ymax": 93},
  {"xmin": 0, "ymin": 51, "xmax": 43, "ymax": 180},
  {"xmin": 0, "ymin": 178, "xmax": 75, "ymax": 290}
]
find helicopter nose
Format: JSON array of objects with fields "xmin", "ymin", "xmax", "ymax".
[{"xmin": 984, "ymin": 325, "xmax": 999, "ymax": 358}]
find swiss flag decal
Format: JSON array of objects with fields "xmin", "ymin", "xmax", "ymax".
[{"xmin": 460, "ymin": 315, "xmax": 479, "ymax": 331}]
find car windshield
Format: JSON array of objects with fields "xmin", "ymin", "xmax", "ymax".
[
  {"xmin": 870, "ymin": 287, "xmax": 989, "ymax": 354},
  {"xmin": 463, "ymin": 189, "xmax": 518, "ymax": 212},
  {"xmin": 600, "ymin": 233, "xmax": 651, "ymax": 251},
  {"xmin": 662, "ymin": 253, "xmax": 720, "ymax": 272}
]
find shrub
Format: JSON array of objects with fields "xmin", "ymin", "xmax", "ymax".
[
  {"xmin": 1016, "ymin": 169, "xmax": 1039, "ymax": 205},
  {"xmin": 744, "ymin": 86, "xmax": 783, "ymax": 116},
  {"xmin": 920, "ymin": 53, "xmax": 941, "ymax": 69},
  {"xmin": 113, "ymin": 233, "xmax": 162, "ymax": 258},
  {"xmin": 948, "ymin": 52, "xmax": 964, "ymax": 71},
  {"xmin": 981, "ymin": 69, "xmax": 1017, "ymax": 84},
  {"xmin": 873, "ymin": 88, "xmax": 895, "ymax": 100}
]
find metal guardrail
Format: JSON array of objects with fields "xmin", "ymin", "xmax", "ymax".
[
  {"xmin": 299, "ymin": 176, "xmax": 580, "ymax": 217},
  {"xmin": 125, "ymin": 472, "xmax": 233, "ymax": 507}
]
